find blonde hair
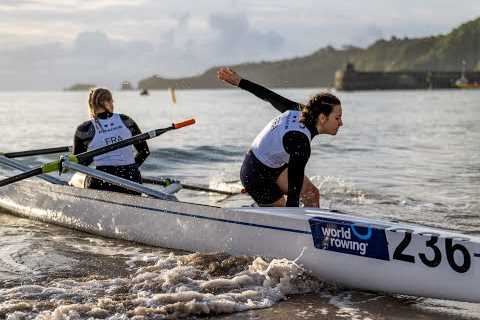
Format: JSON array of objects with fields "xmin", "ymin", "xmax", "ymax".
[{"xmin": 88, "ymin": 87, "xmax": 113, "ymax": 118}]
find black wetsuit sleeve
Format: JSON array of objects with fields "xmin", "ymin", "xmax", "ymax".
[
  {"xmin": 283, "ymin": 131, "xmax": 311, "ymax": 207},
  {"xmin": 73, "ymin": 121, "xmax": 95, "ymax": 166},
  {"xmin": 120, "ymin": 114, "xmax": 150, "ymax": 166},
  {"xmin": 238, "ymin": 79, "xmax": 300, "ymax": 113}
]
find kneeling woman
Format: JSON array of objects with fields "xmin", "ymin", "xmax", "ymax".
[
  {"xmin": 73, "ymin": 87, "xmax": 150, "ymax": 194},
  {"xmin": 217, "ymin": 68, "xmax": 343, "ymax": 207}
]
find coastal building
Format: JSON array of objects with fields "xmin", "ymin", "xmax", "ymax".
[{"xmin": 335, "ymin": 63, "xmax": 480, "ymax": 90}]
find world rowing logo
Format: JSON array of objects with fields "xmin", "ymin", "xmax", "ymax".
[
  {"xmin": 320, "ymin": 224, "xmax": 370, "ymax": 255},
  {"xmin": 309, "ymin": 217, "xmax": 390, "ymax": 261}
]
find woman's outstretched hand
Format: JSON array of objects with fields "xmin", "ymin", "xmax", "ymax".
[{"xmin": 217, "ymin": 67, "xmax": 242, "ymax": 87}]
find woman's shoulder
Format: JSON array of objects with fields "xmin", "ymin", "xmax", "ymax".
[
  {"xmin": 118, "ymin": 113, "xmax": 138, "ymax": 126},
  {"xmin": 76, "ymin": 119, "xmax": 93, "ymax": 131},
  {"xmin": 74, "ymin": 119, "xmax": 95, "ymax": 139},
  {"xmin": 118, "ymin": 113, "xmax": 132, "ymax": 121}
]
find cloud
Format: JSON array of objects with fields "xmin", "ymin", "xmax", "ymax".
[
  {"xmin": 346, "ymin": 24, "xmax": 385, "ymax": 47},
  {"xmin": 151, "ymin": 12, "xmax": 286, "ymax": 74},
  {"xmin": 0, "ymin": 0, "xmax": 37, "ymax": 8},
  {"xmin": 0, "ymin": 31, "xmax": 158, "ymax": 90},
  {"xmin": 208, "ymin": 13, "xmax": 284, "ymax": 60},
  {"xmin": 0, "ymin": 11, "xmax": 288, "ymax": 90},
  {"xmin": 0, "ymin": 1, "xmax": 479, "ymax": 90},
  {"xmin": 73, "ymin": 31, "xmax": 114, "ymax": 56},
  {"xmin": 0, "ymin": 0, "xmax": 143, "ymax": 11}
]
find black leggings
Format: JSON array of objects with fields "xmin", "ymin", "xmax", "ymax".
[
  {"xmin": 85, "ymin": 164, "xmax": 142, "ymax": 195},
  {"xmin": 240, "ymin": 150, "xmax": 287, "ymax": 205}
]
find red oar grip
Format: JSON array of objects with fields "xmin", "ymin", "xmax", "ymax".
[{"xmin": 173, "ymin": 118, "xmax": 196, "ymax": 129}]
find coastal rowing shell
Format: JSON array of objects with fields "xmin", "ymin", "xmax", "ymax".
[{"xmin": 0, "ymin": 179, "xmax": 478, "ymax": 302}]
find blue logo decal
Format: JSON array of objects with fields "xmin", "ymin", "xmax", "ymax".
[
  {"xmin": 308, "ymin": 217, "xmax": 390, "ymax": 261},
  {"xmin": 351, "ymin": 224, "xmax": 372, "ymax": 240}
]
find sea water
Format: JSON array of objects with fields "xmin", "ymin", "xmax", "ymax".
[{"xmin": 0, "ymin": 88, "xmax": 479, "ymax": 319}]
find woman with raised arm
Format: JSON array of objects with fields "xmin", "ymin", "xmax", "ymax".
[
  {"xmin": 217, "ymin": 68, "xmax": 343, "ymax": 207},
  {"xmin": 72, "ymin": 87, "xmax": 150, "ymax": 194}
]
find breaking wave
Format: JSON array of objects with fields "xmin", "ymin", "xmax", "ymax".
[{"xmin": 0, "ymin": 252, "xmax": 328, "ymax": 319}]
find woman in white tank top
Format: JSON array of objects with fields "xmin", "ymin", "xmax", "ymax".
[
  {"xmin": 218, "ymin": 68, "xmax": 343, "ymax": 207},
  {"xmin": 72, "ymin": 88, "xmax": 150, "ymax": 194}
]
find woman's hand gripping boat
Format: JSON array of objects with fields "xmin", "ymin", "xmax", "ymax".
[{"xmin": 0, "ymin": 120, "xmax": 478, "ymax": 303}]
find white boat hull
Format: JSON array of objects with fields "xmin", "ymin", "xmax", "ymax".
[{"xmin": 0, "ymin": 180, "xmax": 479, "ymax": 302}]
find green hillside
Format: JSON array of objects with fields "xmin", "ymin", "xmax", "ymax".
[
  {"xmin": 354, "ymin": 18, "xmax": 480, "ymax": 71},
  {"xmin": 138, "ymin": 17, "xmax": 480, "ymax": 89}
]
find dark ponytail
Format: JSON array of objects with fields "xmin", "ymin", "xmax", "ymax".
[{"xmin": 301, "ymin": 92, "xmax": 341, "ymax": 127}]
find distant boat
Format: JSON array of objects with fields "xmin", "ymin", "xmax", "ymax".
[
  {"xmin": 121, "ymin": 81, "xmax": 134, "ymax": 91},
  {"xmin": 455, "ymin": 61, "xmax": 480, "ymax": 89},
  {"xmin": 140, "ymin": 89, "xmax": 149, "ymax": 96}
]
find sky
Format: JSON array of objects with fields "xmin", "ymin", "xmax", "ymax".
[{"xmin": 1, "ymin": 0, "xmax": 479, "ymax": 90}]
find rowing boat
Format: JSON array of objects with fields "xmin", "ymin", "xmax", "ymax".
[
  {"xmin": 0, "ymin": 166, "xmax": 478, "ymax": 302},
  {"xmin": 0, "ymin": 125, "xmax": 478, "ymax": 303}
]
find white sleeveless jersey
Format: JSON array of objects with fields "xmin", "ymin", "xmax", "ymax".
[
  {"xmin": 88, "ymin": 113, "xmax": 136, "ymax": 166},
  {"xmin": 251, "ymin": 110, "xmax": 312, "ymax": 168}
]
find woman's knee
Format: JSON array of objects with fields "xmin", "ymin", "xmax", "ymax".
[
  {"xmin": 313, "ymin": 186, "xmax": 321, "ymax": 200},
  {"xmin": 303, "ymin": 184, "xmax": 320, "ymax": 199}
]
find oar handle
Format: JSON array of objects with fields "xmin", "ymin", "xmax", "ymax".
[
  {"xmin": 0, "ymin": 167, "xmax": 43, "ymax": 187},
  {"xmin": 142, "ymin": 176, "xmax": 178, "ymax": 186},
  {"xmin": 142, "ymin": 176, "xmax": 238, "ymax": 196},
  {"xmin": 181, "ymin": 183, "xmax": 237, "ymax": 196}
]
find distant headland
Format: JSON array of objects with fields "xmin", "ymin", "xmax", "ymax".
[
  {"xmin": 65, "ymin": 16, "xmax": 480, "ymax": 91},
  {"xmin": 64, "ymin": 83, "xmax": 95, "ymax": 91}
]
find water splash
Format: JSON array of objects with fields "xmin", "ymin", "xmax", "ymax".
[
  {"xmin": 0, "ymin": 252, "xmax": 326, "ymax": 319},
  {"xmin": 310, "ymin": 176, "xmax": 367, "ymax": 208}
]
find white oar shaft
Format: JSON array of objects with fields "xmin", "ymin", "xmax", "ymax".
[{"xmin": 62, "ymin": 159, "xmax": 177, "ymax": 201}]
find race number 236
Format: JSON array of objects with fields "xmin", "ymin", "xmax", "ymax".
[{"xmin": 393, "ymin": 233, "xmax": 471, "ymax": 273}]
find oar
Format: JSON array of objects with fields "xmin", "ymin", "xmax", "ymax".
[
  {"xmin": 0, "ymin": 119, "xmax": 195, "ymax": 187},
  {"xmin": 3, "ymin": 146, "xmax": 71, "ymax": 158},
  {"xmin": 142, "ymin": 176, "xmax": 239, "ymax": 196}
]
